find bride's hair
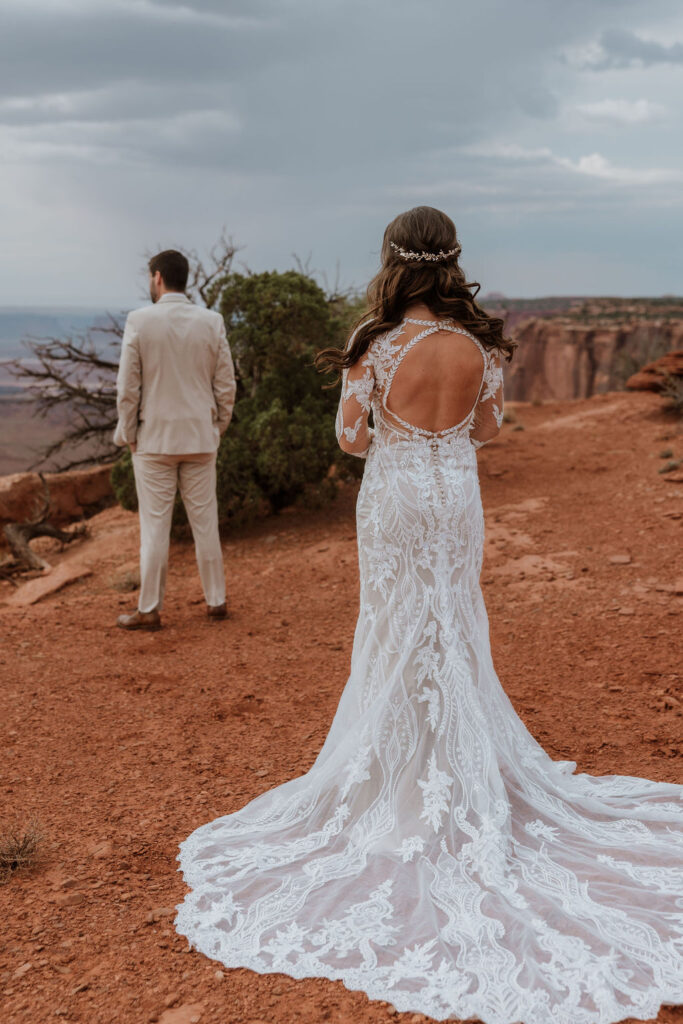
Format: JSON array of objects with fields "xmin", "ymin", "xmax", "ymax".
[{"xmin": 316, "ymin": 206, "xmax": 516, "ymax": 376}]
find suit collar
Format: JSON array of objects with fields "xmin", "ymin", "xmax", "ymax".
[{"xmin": 157, "ymin": 292, "xmax": 190, "ymax": 304}]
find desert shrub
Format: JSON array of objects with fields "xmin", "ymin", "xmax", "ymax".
[
  {"xmin": 0, "ymin": 820, "xmax": 43, "ymax": 883},
  {"xmin": 111, "ymin": 449, "xmax": 137, "ymax": 511},
  {"xmin": 112, "ymin": 270, "xmax": 361, "ymax": 532},
  {"xmin": 659, "ymin": 448, "xmax": 674, "ymax": 459}
]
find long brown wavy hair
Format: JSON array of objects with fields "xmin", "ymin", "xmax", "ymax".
[{"xmin": 316, "ymin": 206, "xmax": 515, "ymax": 376}]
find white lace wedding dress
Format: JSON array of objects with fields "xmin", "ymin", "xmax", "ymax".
[{"xmin": 176, "ymin": 319, "xmax": 683, "ymax": 1024}]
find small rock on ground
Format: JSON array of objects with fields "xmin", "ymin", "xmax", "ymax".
[{"xmin": 158, "ymin": 1004, "xmax": 204, "ymax": 1024}]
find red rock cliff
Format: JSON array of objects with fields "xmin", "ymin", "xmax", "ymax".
[{"xmin": 504, "ymin": 317, "xmax": 683, "ymax": 402}]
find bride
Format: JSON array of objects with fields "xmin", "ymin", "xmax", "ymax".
[{"xmin": 175, "ymin": 207, "xmax": 682, "ymax": 1024}]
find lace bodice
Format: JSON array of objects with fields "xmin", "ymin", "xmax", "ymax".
[{"xmin": 335, "ymin": 318, "xmax": 504, "ymax": 458}]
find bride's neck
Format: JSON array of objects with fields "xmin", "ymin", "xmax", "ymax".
[{"xmin": 403, "ymin": 303, "xmax": 440, "ymax": 321}]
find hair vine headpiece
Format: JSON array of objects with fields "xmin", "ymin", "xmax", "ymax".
[{"xmin": 389, "ymin": 240, "xmax": 461, "ymax": 263}]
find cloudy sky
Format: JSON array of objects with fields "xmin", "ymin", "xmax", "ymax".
[{"xmin": 2, "ymin": 0, "xmax": 682, "ymax": 307}]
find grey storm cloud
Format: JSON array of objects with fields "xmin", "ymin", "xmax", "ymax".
[
  {"xmin": 0, "ymin": 0, "xmax": 569, "ymax": 166},
  {"xmin": 584, "ymin": 28, "xmax": 683, "ymax": 69},
  {"xmin": 0, "ymin": 5, "xmax": 280, "ymax": 101},
  {"xmin": 1, "ymin": 0, "xmax": 682, "ymax": 304}
]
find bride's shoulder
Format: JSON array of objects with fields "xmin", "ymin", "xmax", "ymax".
[{"xmin": 346, "ymin": 320, "xmax": 404, "ymax": 374}]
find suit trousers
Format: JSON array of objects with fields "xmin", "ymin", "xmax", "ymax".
[{"xmin": 132, "ymin": 452, "xmax": 225, "ymax": 613}]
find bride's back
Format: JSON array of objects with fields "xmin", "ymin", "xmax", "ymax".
[
  {"xmin": 336, "ymin": 305, "xmax": 504, "ymax": 458},
  {"xmin": 385, "ymin": 321, "xmax": 486, "ymax": 435}
]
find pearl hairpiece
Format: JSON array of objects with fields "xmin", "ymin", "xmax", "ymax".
[{"xmin": 389, "ymin": 240, "xmax": 461, "ymax": 262}]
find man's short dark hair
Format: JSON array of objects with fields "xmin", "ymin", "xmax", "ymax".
[{"xmin": 148, "ymin": 250, "xmax": 189, "ymax": 292}]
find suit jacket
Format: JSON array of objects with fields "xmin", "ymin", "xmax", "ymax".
[{"xmin": 113, "ymin": 293, "xmax": 236, "ymax": 454}]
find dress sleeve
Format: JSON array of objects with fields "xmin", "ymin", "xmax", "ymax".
[
  {"xmin": 336, "ymin": 352, "xmax": 375, "ymax": 458},
  {"xmin": 470, "ymin": 349, "xmax": 504, "ymax": 449}
]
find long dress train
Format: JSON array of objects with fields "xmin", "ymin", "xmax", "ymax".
[{"xmin": 175, "ymin": 318, "xmax": 683, "ymax": 1024}]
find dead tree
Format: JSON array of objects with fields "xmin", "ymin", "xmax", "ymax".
[
  {"xmin": 184, "ymin": 230, "xmax": 241, "ymax": 308},
  {"xmin": 1, "ymin": 474, "xmax": 87, "ymax": 578},
  {"xmin": 9, "ymin": 313, "xmax": 123, "ymax": 471}
]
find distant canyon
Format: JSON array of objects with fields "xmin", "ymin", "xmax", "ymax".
[
  {"xmin": 486, "ymin": 297, "xmax": 683, "ymax": 402},
  {"xmin": 1, "ymin": 297, "xmax": 682, "ymax": 475}
]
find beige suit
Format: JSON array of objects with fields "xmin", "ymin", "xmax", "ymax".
[{"xmin": 114, "ymin": 293, "xmax": 236, "ymax": 613}]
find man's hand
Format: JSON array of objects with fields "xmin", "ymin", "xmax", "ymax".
[{"xmin": 129, "ymin": 443, "xmax": 137, "ymax": 454}]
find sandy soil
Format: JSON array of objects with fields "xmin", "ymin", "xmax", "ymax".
[{"xmin": 1, "ymin": 390, "xmax": 681, "ymax": 1024}]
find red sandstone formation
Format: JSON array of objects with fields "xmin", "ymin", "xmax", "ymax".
[
  {"xmin": 505, "ymin": 318, "xmax": 683, "ymax": 402},
  {"xmin": 626, "ymin": 350, "xmax": 683, "ymax": 392},
  {"xmin": 0, "ymin": 464, "xmax": 114, "ymax": 533}
]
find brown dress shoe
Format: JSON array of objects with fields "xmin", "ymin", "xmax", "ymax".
[
  {"xmin": 117, "ymin": 609, "xmax": 162, "ymax": 631},
  {"xmin": 207, "ymin": 603, "xmax": 228, "ymax": 620}
]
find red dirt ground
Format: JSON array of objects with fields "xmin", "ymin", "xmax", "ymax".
[{"xmin": 1, "ymin": 390, "xmax": 682, "ymax": 1024}]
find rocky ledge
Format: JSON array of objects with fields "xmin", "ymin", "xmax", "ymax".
[
  {"xmin": 0, "ymin": 464, "xmax": 114, "ymax": 532},
  {"xmin": 626, "ymin": 350, "xmax": 683, "ymax": 392}
]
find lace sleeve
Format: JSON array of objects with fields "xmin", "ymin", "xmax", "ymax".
[
  {"xmin": 336, "ymin": 353, "xmax": 375, "ymax": 458},
  {"xmin": 470, "ymin": 349, "xmax": 504, "ymax": 450}
]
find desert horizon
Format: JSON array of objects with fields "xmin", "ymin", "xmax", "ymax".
[{"xmin": 2, "ymin": 292, "xmax": 682, "ymax": 477}]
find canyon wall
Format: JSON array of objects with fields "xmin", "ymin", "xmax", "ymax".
[{"xmin": 504, "ymin": 317, "xmax": 683, "ymax": 402}]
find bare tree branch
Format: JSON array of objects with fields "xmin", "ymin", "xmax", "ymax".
[
  {"xmin": 184, "ymin": 229, "xmax": 241, "ymax": 309},
  {"xmin": 3, "ymin": 520, "xmax": 87, "ymax": 572},
  {"xmin": 292, "ymin": 252, "xmax": 357, "ymax": 305},
  {"xmin": 7, "ymin": 327, "xmax": 121, "ymax": 470}
]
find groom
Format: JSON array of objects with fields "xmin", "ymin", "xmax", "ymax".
[{"xmin": 113, "ymin": 249, "xmax": 236, "ymax": 631}]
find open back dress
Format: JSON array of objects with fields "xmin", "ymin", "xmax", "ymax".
[{"xmin": 175, "ymin": 318, "xmax": 683, "ymax": 1024}]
